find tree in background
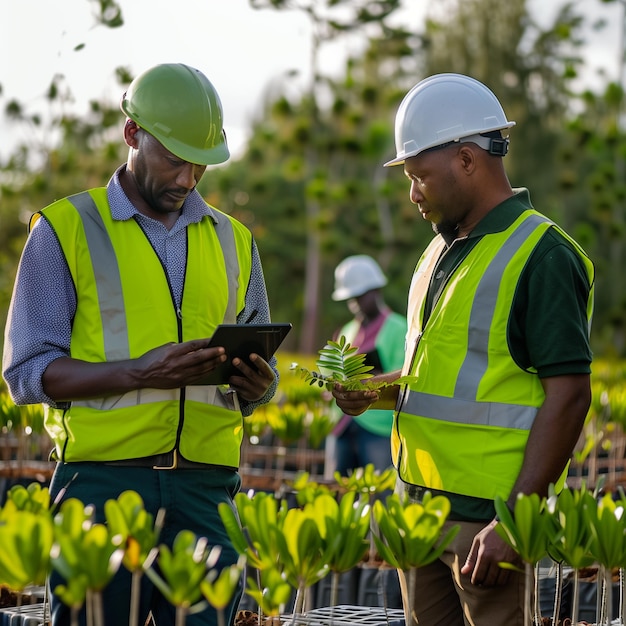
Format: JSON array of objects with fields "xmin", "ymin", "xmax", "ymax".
[
  {"xmin": 0, "ymin": 0, "xmax": 623, "ymax": 356},
  {"xmin": 199, "ymin": 20, "xmax": 427, "ymax": 352},
  {"xmin": 0, "ymin": 0, "xmax": 126, "ymax": 337},
  {"xmin": 421, "ymin": 0, "xmax": 625, "ymax": 354}
]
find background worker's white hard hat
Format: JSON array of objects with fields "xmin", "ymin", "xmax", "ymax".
[
  {"xmin": 332, "ymin": 255, "xmax": 388, "ymax": 301},
  {"xmin": 385, "ymin": 73, "xmax": 516, "ymax": 167}
]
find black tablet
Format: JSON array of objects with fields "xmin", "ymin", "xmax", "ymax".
[{"xmin": 198, "ymin": 323, "xmax": 292, "ymax": 385}]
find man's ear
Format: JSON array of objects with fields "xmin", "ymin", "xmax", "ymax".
[
  {"xmin": 457, "ymin": 144, "xmax": 478, "ymax": 176},
  {"xmin": 123, "ymin": 119, "xmax": 141, "ymax": 147}
]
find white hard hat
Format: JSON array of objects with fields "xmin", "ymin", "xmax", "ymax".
[
  {"xmin": 332, "ymin": 255, "xmax": 388, "ymax": 301},
  {"xmin": 384, "ymin": 73, "xmax": 516, "ymax": 167}
]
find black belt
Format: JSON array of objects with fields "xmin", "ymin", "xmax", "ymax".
[{"xmin": 102, "ymin": 450, "xmax": 214, "ymax": 470}]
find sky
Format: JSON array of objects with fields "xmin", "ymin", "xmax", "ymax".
[{"xmin": 0, "ymin": 0, "xmax": 623, "ymax": 161}]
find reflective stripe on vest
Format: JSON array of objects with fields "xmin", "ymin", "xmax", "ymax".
[
  {"xmin": 40, "ymin": 189, "xmax": 252, "ymax": 464},
  {"xmin": 393, "ymin": 211, "xmax": 565, "ymax": 498},
  {"xmin": 67, "ymin": 191, "xmax": 240, "ymax": 362},
  {"xmin": 455, "ymin": 212, "xmax": 548, "ymax": 397},
  {"xmin": 400, "ymin": 215, "xmax": 548, "ymax": 431},
  {"xmin": 399, "ymin": 391, "xmax": 537, "ymax": 430}
]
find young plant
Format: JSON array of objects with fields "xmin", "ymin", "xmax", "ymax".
[
  {"xmin": 494, "ymin": 493, "xmax": 554, "ymax": 626},
  {"xmin": 335, "ymin": 463, "xmax": 398, "ymax": 564},
  {"xmin": 584, "ymin": 492, "xmax": 626, "ymax": 626},
  {"xmin": 3, "ymin": 482, "xmax": 51, "ymax": 515},
  {"xmin": 199, "ymin": 556, "xmax": 245, "ymax": 626},
  {"xmin": 143, "ymin": 531, "xmax": 220, "ymax": 626},
  {"xmin": 289, "ymin": 473, "xmax": 336, "ymax": 506},
  {"xmin": 219, "ymin": 491, "xmax": 290, "ymax": 618},
  {"xmin": 293, "ymin": 335, "xmax": 416, "ymax": 391},
  {"xmin": 273, "ymin": 499, "xmax": 332, "ymax": 614},
  {"xmin": 0, "ymin": 482, "xmax": 53, "ymax": 599},
  {"xmin": 0, "ymin": 508, "xmax": 53, "ymax": 594},
  {"xmin": 315, "ymin": 491, "xmax": 371, "ymax": 606},
  {"xmin": 546, "ymin": 484, "xmax": 597, "ymax": 625},
  {"xmin": 372, "ymin": 492, "xmax": 460, "ymax": 626},
  {"xmin": 51, "ymin": 498, "xmax": 125, "ymax": 626},
  {"xmin": 104, "ymin": 491, "xmax": 163, "ymax": 626}
]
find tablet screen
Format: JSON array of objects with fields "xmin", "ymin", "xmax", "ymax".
[{"xmin": 196, "ymin": 323, "xmax": 292, "ymax": 385}]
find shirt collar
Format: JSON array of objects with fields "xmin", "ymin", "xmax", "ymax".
[
  {"xmin": 466, "ymin": 187, "xmax": 533, "ymax": 239},
  {"xmin": 106, "ymin": 164, "xmax": 220, "ymax": 225}
]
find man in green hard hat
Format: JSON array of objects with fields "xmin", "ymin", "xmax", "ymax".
[{"xmin": 3, "ymin": 63, "xmax": 278, "ymax": 626}]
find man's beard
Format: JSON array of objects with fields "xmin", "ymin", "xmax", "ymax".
[{"xmin": 432, "ymin": 219, "xmax": 458, "ymax": 237}]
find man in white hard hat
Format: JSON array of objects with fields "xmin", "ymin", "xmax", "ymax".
[
  {"xmin": 330, "ymin": 74, "xmax": 594, "ymax": 625},
  {"xmin": 327, "ymin": 255, "xmax": 407, "ymax": 476}
]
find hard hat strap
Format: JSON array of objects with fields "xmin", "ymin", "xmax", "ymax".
[{"xmin": 458, "ymin": 133, "xmax": 510, "ymax": 156}]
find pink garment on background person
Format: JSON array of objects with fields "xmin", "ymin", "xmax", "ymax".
[{"xmin": 331, "ymin": 308, "xmax": 390, "ymax": 436}]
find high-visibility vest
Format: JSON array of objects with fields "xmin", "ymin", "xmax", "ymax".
[
  {"xmin": 39, "ymin": 188, "xmax": 253, "ymax": 466},
  {"xmin": 392, "ymin": 209, "xmax": 594, "ymax": 500}
]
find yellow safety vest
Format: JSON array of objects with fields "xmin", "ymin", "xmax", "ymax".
[
  {"xmin": 392, "ymin": 209, "xmax": 594, "ymax": 500},
  {"xmin": 39, "ymin": 188, "xmax": 252, "ymax": 466}
]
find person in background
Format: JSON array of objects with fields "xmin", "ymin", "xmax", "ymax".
[
  {"xmin": 2, "ymin": 63, "xmax": 278, "ymax": 626},
  {"xmin": 330, "ymin": 73, "xmax": 594, "ymax": 625},
  {"xmin": 326, "ymin": 255, "xmax": 407, "ymax": 476}
]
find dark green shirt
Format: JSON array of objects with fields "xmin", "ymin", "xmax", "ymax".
[{"xmin": 412, "ymin": 188, "xmax": 593, "ymax": 521}]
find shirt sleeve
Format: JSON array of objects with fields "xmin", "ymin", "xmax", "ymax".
[
  {"xmin": 236, "ymin": 238, "xmax": 280, "ymax": 415},
  {"xmin": 2, "ymin": 217, "xmax": 76, "ymax": 406},
  {"xmin": 510, "ymin": 227, "xmax": 593, "ymax": 378}
]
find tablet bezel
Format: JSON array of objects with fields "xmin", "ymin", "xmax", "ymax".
[{"xmin": 196, "ymin": 322, "xmax": 292, "ymax": 385}]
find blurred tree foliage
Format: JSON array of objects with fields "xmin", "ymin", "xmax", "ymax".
[{"xmin": 0, "ymin": 0, "xmax": 623, "ymax": 358}]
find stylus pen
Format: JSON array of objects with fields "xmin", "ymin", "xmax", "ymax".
[{"xmin": 245, "ymin": 309, "xmax": 258, "ymax": 324}]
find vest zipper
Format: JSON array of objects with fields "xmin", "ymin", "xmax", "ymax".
[
  {"xmin": 173, "ymin": 245, "xmax": 188, "ymax": 456},
  {"xmin": 137, "ymin": 221, "xmax": 187, "ymax": 457},
  {"xmin": 394, "ymin": 331, "xmax": 423, "ymax": 471}
]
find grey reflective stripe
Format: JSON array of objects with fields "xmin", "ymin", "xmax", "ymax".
[
  {"xmin": 455, "ymin": 213, "xmax": 552, "ymax": 398},
  {"xmin": 399, "ymin": 212, "xmax": 550, "ymax": 432},
  {"xmin": 214, "ymin": 215, "xmax": 239, "ymax": 324},
  {"xmin": 400, "ymin": 390, "xmax": 537, "ymax": 430},
  {"xmin": 68, "ymin": 192, "xmax": 129, "ymax": 360},
  {"xmin": 67, "ymin": 193, "xmax": 242, "ymax": 411},
  {"xmin": 73, "ymin": 385, "xmax": 238, "ymax": 410},
  {"xmin": 73, "ymin": 388, "xmax": 179, "ymax": 410}
]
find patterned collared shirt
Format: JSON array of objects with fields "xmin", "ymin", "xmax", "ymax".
[{"xmin": 3, "ymin": 165, "xmax": 277, "ymax": 415}]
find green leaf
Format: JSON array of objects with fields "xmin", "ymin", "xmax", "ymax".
[{"xmin": 372, "ymin": 493, "xmax": 459, "ymax": 570}]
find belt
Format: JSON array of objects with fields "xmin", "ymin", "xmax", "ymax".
[{"xmin": 102, "ymin": 450, "xmax": 214, "ymax": 470}]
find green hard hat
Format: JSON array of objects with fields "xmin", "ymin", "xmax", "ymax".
[{"xmin": 120, "ymin": 63, "xmax": 230, "ymax": 165}]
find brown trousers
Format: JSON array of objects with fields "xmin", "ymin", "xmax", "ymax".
[{"xmin": 397, "ymin": 519, "xmax": 526, "ymax": 626}]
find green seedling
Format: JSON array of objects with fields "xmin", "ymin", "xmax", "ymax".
[
  {"xmin": 244, "ymin": 564, "xmax": 292, "ymax": 617},
  {"xmin": 335, "ymin": 463, "xmax": 397, "ymax": 564},
  {"xmin": 219, "ymin": 491, "xmax": 282, "ymax": 572},
  {"xmin": 334, "ymin": 463, "xmax": 397, "ymax": 497},
  {"xmin": 318, "ymin": 491, "xmax": 370, "ymax": 606},
  {"xmin": 51, "ymin": 498, "xmax": 125, "ymax": 626},
  {"xmin": 275, "ymin": 498, "xmax": 331, "ymax": 614},
  {"xmin": 373, "ymin": 492, "xmax": 459, "ymax": 626},
  {"xmin": 144, "ymin": 531, "xmax": 220, "ymax": 626},
  {"xmin": 3, "ymin": 482, "xmax": 51, "ymax": 515},
  {"xmin": 289, "ymin": 472, "xmax": 336, "ymax": 506},
  {"xmin": 547, "ymin": 484, "xmax": 597, "ymax": 625},
  {"xmin": 293, "ymin": 335, "xmax": 417, "ymax": 391},
  {"xmin": 495, "ymin": 492, "xmax": 554, "ymax": 626},
  {"xmin": 372, "ymin": 492, "xmax": 458, "ymax": 571},
  {"xmin": 584, "ymin": 492, "xmax": 626, "ymax": 626},
  {"xmin": 200, "ymin": 555, "xmax": 245, "ymax": 624},
  {"xmin": 104, "ymin": 490, "xmax": 163, "ymax": 626},
  {"xmin": 266, "ymin": 401, "xmax": 307, "ymax": 444},
  {"xmin": 0, "ymin": 483, "xmax": 53, "ymax": 597},
  {"xmin": 0, "ymin": 508, "xmax": 53, "ymax": 591}
]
